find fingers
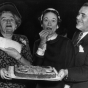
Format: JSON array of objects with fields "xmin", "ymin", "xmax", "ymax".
[
  {"xmin": 5, "ymin": 47, "xmax": 15, "ymax": 51},
  {"xmin": 0, "ymin": 68, "xmax": 12, "ymax": 80},
  {"xmin": 5, "ymin": 47, "xmax": 12, "ymax": 49},
  {"xmin": 39, "ymin": 30, "xmax": 48, "ymax": 38},
  {"xmin": 4, "ymin": 48, "xmax": 18, "ymax": 54},
  {"xmin": 57, "ymin": 69, "xmax": 66, "ymax": 80},
  {"xmin": 39, "ymin": 30, "xmax": 52, "ymax": 37},
  {"xmin": 0, "ymin": 69, "xmax": 4, "ymax": 79},
  {"xmin": 39, "ymin": 30, "xmax": 52, "ymax": 42},
  {"xmin": 3, "ymin": 48, "xmax": 13, "ymax": 53}
]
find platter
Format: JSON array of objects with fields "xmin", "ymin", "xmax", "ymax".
[{"xmin": 9, "ymin": 65, "xmax": 60, "ymax": 81}]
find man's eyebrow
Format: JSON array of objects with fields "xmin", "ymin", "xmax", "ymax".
[
  {"xmin": 78, "ymin": 12, "xmax": 86, "ymax": 17},
  {"xmin": 81, "ymin": 13, "xmax": 85, "ymax": 15},
  {"xmin": 79, "ymin": 12, "xmax": 86, "ymax": 16}
]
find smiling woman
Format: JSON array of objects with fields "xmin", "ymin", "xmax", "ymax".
[{"xmin": 0, "ymin": 2, "xmax": 32, "ymax": 88}]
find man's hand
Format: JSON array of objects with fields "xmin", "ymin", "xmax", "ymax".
[{"xmin": 57, "ymin": 69, "xmax": 68, "ymax": 80}]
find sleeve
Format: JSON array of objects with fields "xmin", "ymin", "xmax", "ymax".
[
  {"xmin": 63, "ymin": 39, "xmax": 75, "ymax": 86},
  {"xmin": 36, "ymin": 44, "xmax": 46, "ymax": 56},
  {"xmin": 20, "ymin": 35, "xmax": 32, "ymax": 64},
  {"xmin": 65, "ymin": 55, "xmax": 88, "ymax": 82},
  {"xmin": 65, "ymin": 48, "xmax": 88, "ymax": 82},
  {"xmin": 65, "ymin": 39, "xmax": 75, "ymax": 68},
  {"xmin": 33, "ymin": 40, "xmax": 44, "ymax": 66}
]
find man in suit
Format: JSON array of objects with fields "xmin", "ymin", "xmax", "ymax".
[{"xmin": 58, "ymin": 2, "xmax": 88, "ymax": 88}]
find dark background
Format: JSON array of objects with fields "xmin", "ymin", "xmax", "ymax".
[{"xmin": 0, "ymin": 0, "xmax": 87, "ymax": 53}]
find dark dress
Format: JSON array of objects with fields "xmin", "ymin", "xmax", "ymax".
[
  {"xmin": 0, "ymin": 34, "xmax": 32, "ymax": 88},
  {"xmin": 33, "ymin": 35, "xmax": 75, "ymax": 88}
]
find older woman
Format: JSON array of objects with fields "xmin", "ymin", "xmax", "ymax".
[
  {"xmin": 0, "ymin": 2, "xmax": 32, "ymax": 88},
  {"xmin": 33, "ymin": 8, "xmax": 75, "ymax": 88}
]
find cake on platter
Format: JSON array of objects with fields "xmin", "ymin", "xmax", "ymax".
[{"xmin": 11, "ymin": 65, "xmax": 60, "ymax": 81}]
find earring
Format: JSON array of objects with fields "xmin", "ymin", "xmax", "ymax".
[
  {"xmin": 14, "ymin": 25, "xmax": 17, "ymax": 30},
  {"xmin": 15, "ymin": 25, "xmax": 17, "ymax": 29},
  {"xmin": 57, "ymin": 25, "xmax": 59, "ymax": 29}
]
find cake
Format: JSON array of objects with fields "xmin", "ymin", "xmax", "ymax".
[{"xmin": 14, "ymin": 65, "xmax": 57, "ymax": 79}]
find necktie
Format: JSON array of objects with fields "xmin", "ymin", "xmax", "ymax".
[
  {"xmin": 77, "ymin": 32, "xmax": 83, "ymax": 41},
  {"xmin": 76, "ymin": 32, "xmax": 83, "ymax": 45}
]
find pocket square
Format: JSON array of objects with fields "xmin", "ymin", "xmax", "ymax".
[
  {"xmin": 79, "ymin": 45, "xmax": 84, "ymax": 52},
  {"xmin": 64, "ymin": 84, "xmax": 70, "ymax": 88}
]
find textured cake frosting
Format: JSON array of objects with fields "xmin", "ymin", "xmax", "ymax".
[{"xmin": 14, "ymin": 65, "xmax": 57, "ymax": 79}]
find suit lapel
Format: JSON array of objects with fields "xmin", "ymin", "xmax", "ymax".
[
  {"xmin": 73, "ymin": 32, "xmax": 80, "ymax": 46},
  {"xmin": 75, "ymin": 34, "xmax": 88, "ymax": 54},
  {"xmin": 77, "ymin": 33, "xmax": 88, "ymax": 45}
]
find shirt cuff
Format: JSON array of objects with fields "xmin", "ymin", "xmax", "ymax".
[{"xmin": 37, "ymin": 44, "xmax": 46, "ymax": 56}]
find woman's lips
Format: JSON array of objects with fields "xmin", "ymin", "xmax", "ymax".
[{"xmin": 46, "ymin": 27, "xmax": 52, "ymax": 30}]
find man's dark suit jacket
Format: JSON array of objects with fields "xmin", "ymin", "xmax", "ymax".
[
  {"xmin": 65, "ymin": 30, "xmax": 88, "ymax": 88},
  {"xmin": 33, "ymin": 35, "xmax": 75, "ymax": 88}
]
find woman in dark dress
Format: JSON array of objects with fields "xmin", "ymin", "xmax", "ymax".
[
  {"xmin": 33, "ymin": 8, "xmax": 75, "ymax": 88},
  {"xmin": 0, "ymin": 2, "xmax": 32, "ymax": 88}
]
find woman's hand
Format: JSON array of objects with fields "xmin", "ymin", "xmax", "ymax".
[
  {"xmin": 0, "ymin": 68, "xmax": 12, "ymax": 80},
  {"xmin": 39, "ymin": 29, "xmax": 52, "ymax": 43},
  {"xmin": 4, "ymin": 47, "xmax": 21, "ymax": 60}
]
